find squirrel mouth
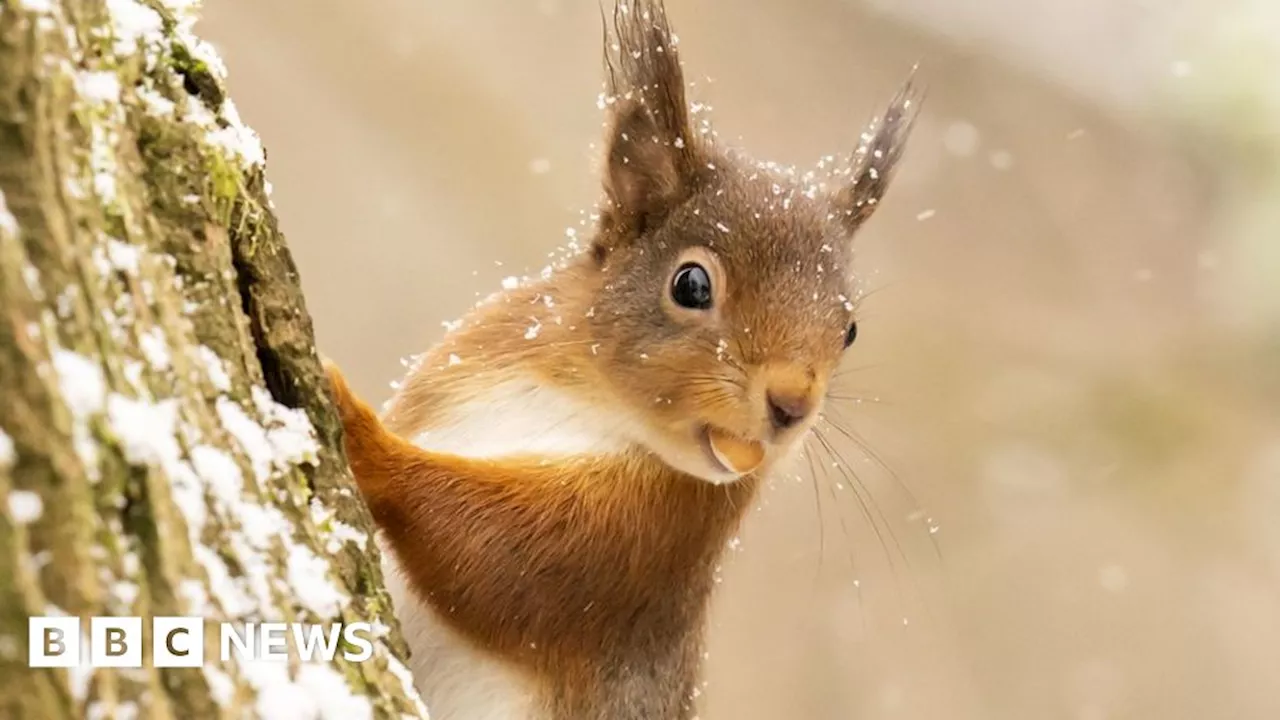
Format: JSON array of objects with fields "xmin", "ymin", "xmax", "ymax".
[{"xmin": 700, "ymin": 426, "xmax": 766, "ymax": 476}]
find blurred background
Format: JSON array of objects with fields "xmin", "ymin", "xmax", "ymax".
[{"xmin": 201, "ymin": 1, "xmax": 1280, "ymax": 717}]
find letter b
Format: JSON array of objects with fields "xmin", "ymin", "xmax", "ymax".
[
  {"xmin": 28, "ymin": 617, "xmax": 80, "ymax": 668},
  {"xmin": 91, "ymin": 617, "xmax": 141, "ymax": 667}
]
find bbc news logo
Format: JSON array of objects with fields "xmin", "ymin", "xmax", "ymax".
[{"xmin": 28, "ymin": 617, "xmax": 375, "ymax": 668}]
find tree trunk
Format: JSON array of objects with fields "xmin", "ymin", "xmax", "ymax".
[{"xmin": 0, "ymin": 0, "xmax": 427, "ymax": 717}]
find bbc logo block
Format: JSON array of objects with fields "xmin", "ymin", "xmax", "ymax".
[
  {"xmin": 28, "ymin": 617, "xmax": 81, "ymax": 668},
  {"xmin": 153, "ymin": 617, "xmax": 204, "ymax": 668},
  {"xmin": 90, "ymin": 617, "xmax": 142, "ymax": 667},
  {"xmin": 29, "ymin": 616, "xmax": 203, "ymax": 668}
]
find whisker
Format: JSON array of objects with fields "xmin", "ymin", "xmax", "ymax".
[
  {"xmin": 701, "ymin": 337, "xmax": 748, "ymax": 375},
  {"xmin": 816, "ymin": 427, "xmax": 914, "ymax": 575},
  {"xmin": 825, "ymin": 473, "xmax": 867, "ymax": 637},
  {"xmin": 682, "ymin": 375, "xmax": 748, "ymax": 391},
  {"xmin": 811, "ymin": 425, "xmax": 910, "ymax": 615},
  {"xmin": 831, "ymin": 361, "xmax": 889, "ymax": 381},
  {"xmin": 816, "ymin": 425, "xmax": 938, "ymax": 628},
  {"xmin": 807, "ymin": 435, "xmax": 867, "ymax": 633},
  {"xmin": 824, "ymin": 393, "xmax": 890, "ymax": 405},
  {"xmin": 850, "ymin": 280, "xmax": 895, "ymax": 310},
  {"xmin": 802, "ymin": 439, "xmax": 827, "ymax": 578},
  {"xmin": 799, "ymin": 440, "xmax": 837, "ymax": 633},
  {"xmin": 636, "ymin": 359, "xmax": 748, "ymax": 391},
  {"xmin": 821, "ymin": 411, "xmax": 942, "ymax": 563},
  {"xmin": 730, "ymin": 334, "xmax": 753, "ymax": 370}
]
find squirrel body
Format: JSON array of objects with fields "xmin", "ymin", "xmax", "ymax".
[
  {"xmin": 324, "ymin": 1, "xmax": 920, "ymax": 717},
  {"xmin": 377, "ymin": 339, "xmax": 661, "ymax": 718}
]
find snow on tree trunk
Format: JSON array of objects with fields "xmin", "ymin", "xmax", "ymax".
[{"xmin": 0, "ymin": 0, "xmax": 427, "ymax": 717}]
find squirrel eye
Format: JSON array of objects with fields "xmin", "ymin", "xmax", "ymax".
[
  {"xmin": 671, "ymin": 263, "xmax": 713, "ymax": 310},
  {"xmin": 843, "ymin": 321, "xmax": 858, "ymax": 348}
]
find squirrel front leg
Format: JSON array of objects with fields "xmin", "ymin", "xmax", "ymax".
[
  {"xmin": 322, "ymin": 359, "xmax": 522, "ymax": 546},
  {"xmin": 323, "ymin": 360, "xmax": 441, "ymax": 512},
  {"xmin": 322, "ymin": 361, "xmax": 573, "ymax": 656}
]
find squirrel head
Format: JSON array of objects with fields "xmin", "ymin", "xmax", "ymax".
[{"xmin": 571, "ymin": 0, "xmax": 921, "ymax": 484}]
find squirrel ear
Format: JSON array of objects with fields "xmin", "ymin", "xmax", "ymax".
[
  {"xmin": 597, "ymin": 0, "xmax": 698, "ymax": 245},
  {"xmin": 834, "ymin": 70, "xmax": 924, "ymax": 232},
  {"xmin": 604, "ymin": 100, "xmax": 687, "ymax": 226}
]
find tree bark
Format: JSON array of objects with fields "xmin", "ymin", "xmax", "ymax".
[{"xmin": 0, "ymin": 0, "xmax": 427, "ymax": 717}]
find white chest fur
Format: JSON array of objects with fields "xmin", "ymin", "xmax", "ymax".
[
  {"xmin": 383, "ymin": 376, "xmax": 631, "ymax": 718},
  {"xmin": 409, "ymin": 376, "xmax": 632, "ymax": 459}
]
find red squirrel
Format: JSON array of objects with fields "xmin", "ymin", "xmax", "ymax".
[{"xmin": 324, "ymin": 1, "xmax": 919, "ymax": 717}]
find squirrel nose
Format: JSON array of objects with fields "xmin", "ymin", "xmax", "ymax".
[
  {"xmin": 767, "ymin": 391, "xmax": 812, "ymax": 431},
  {"xmin": 763, "ymin": 362, "xmax": 817, "ymax": 432}
]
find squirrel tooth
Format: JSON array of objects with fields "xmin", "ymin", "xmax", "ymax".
[{"xmin": 706, "ymin": 428, "xmax": 764, "ymax": 475}]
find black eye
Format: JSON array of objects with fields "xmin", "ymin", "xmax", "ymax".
[
  {"xmin": 671, "ymin": 263, "xmax": 713, "ymax": 310},
  {"xmin": 843, "ymin": 321, "xmax": 858, "ymax": 348}
]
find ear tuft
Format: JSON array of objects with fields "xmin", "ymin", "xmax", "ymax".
[
  {"xmin": 597, "ymin": 0, "xmax": 699, "ymax": 243},
  {"xmin": 835, "ymin": 68, "xmax": 924, "ymax": 231}
]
